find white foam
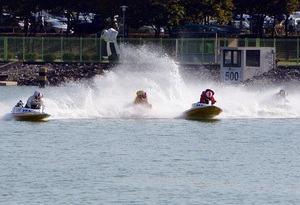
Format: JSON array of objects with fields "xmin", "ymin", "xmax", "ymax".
[{"xmin": 1, "ymin": 46, "xmax": 300, "ymax": 119}]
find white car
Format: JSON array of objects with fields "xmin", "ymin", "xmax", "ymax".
[
  {"xmin": 231, "ymin": 20, "xmax": 250, "ymax": 33},
  {"xmin": 119, "ymin": 24, "xmax": 164, "ymax": 35},
  {"xmin": 43, "ymin": 19, "xmax": 73, "ymax": 33},
  {"xmin": 129, "ymin": 25, "xmax": 164, "ymax": 34},
  {"xmin": 294, "ymin": 18, "xmax": 300, "ymax": 32}
]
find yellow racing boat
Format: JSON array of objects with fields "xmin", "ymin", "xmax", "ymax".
[{"xmin": 183, "ymin": 102, "xmax": 222, "ymax": 120}]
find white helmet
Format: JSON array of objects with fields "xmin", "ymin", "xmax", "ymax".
[
  {"xmin": 206, "ymin": 91, "xmax": 213, "ymax": 98},
  {"xmin": 34, "ymin": 91, "xmax": 43, "ymax": 99},
  {"xmin": 141, "ymin": 92, "xmax": 147, "ymax": 100},
  {"xmin": 279, "ymin": 89, "xmax": 288, "ymax": 97}
]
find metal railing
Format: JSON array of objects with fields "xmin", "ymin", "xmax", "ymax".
[{"xmin": 0, "ymin": 36, "xmax": 299, "ymax": 66}]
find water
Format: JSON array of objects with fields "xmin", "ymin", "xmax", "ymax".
[{"xmin": 1, "ymin": 46, "xmax": 300, "ymax": 204}]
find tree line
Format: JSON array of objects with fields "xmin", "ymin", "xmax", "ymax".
[{"xmin": 1, "ymin": 0, "xmax": 299, "ymax": 37}]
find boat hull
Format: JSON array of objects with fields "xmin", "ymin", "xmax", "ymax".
[
  {"xmin": 134, "ymin": 102, "xmax": 152, "ymax": 109},
  {"xmin": 183, "ymin": 103, "xmax": 222, "ymax": 120},
  {"xmin": 12, "ymin": 113, "xmax": 50, "ymax": 121},
  {"xmin": 11, "ymin": 107, "xmax": 50, "ymax": 121}
]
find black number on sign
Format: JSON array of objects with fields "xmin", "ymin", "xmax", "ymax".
[{"xmin": 225, "ymin": 72, "xmax": 239, "ymax": 81}]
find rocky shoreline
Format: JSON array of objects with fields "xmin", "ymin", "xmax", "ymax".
[
  {"xmin": 0, "ymin": 62, "xmax": 300, "ymax": 87},
  {"xmin": 0, "ymin": 62, "xmax": 112, "ymax": 86}
]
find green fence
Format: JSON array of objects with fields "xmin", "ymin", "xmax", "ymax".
[
  {"xmin": 238, "ymin": 38, "xmax": 300, "ymax": 66},
  {"xmin": 0, "ymin": 36, "xmax": 104, "ymax": 63},
  {"xmin": 0, "ymin": 36, "xmax": 299, "ymax": 66}
]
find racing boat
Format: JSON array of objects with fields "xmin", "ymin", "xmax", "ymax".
[
  {"xmin": 183, "ymin": 102, "xmax": 222, "ymax": 120},
  {"xmin": 11, "ymin": 101, "xmax": 50, "ymax": 121},
  {"xmin": 133, "ymin": 90, "xmax": 152, "ymax": 109}
]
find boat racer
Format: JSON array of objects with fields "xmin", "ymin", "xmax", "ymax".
[
  {"xmin": 25, "ymin": 91, "xmax": 44, "ymax": 109},
  {"xmin": 15, "ymin": 100, "xmax": 24, "ymax": 107},
  {"xmin": 275, "ymin": 89, "xmax": 289, "ymax": 104},
  {"xmin": 134, "ymin": 90, "xmax": 152, "ymax": 108},
  {"xmin": 276, "ymin": 89, "xmax": 288, "ymax": 99},
  {"xmin": 200, "ymin": 89, "xmax": 217, "ymax": 105}
]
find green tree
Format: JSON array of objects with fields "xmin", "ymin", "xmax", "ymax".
[
  {"xmin": 3, "ymin": 0, "xmax": 41, "ymax": 34},
  {"xmin": 181, "ymin": 0, "xmax": 234, "ymax": 24},
  {"xmin": 281, "ymin": 0, "xmax": 299, "ymax": 37},
  {"xmin": 125, "ymin": 0, "xmax": 184, "ymax": 37},
  {"xmin": 1, "ymin": 0, "xmax": 300, "ymax": 38},
  {"xmin": 232, "ymin": 0, "xmax": 252, "ymax": 32}
]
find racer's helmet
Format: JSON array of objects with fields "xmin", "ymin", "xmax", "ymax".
[
  {"xmin": 206, "ymin": 90, "xmax": 213, "ymax": 99},
  {"xmin": 34, "ymin": 91, "xmax": 43, "ymax": 99},
  {"xmin": 136, "ymin": 90, "xmax": 144, "ymax": 96},
  {"xmin": 141, "ymin": 92, "xmax": 147, "ymax": 100},
  {"xmin": 279, "ymin": 89, "xmax": 288, "ymax": 97}
]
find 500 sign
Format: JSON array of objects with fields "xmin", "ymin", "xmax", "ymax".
[{"xmin": 225, "ymin": 71, "xmax": 240, "ymax": 82}]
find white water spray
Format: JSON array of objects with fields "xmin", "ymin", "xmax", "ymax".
[{"xmin": 1, "ymin": 45, "xmax": 300, "ymax": 120}]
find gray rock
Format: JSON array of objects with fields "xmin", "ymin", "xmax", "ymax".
[{"xmin": 1, "ymin": 63, "xmax": 300, "ymax": 87}]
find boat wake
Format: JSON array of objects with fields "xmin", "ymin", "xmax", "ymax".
[{"xmin": 1, "ymin": 46, "xmax": 300, "ymax": 120}]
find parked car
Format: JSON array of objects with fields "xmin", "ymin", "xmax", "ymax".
[
  {"xmin": 170, "ymin": 24, "xmax": 240, "ymax": 38},
  {"xmin": 129, "ymin": 25, "xmax": 164, "ymax": 34},
  {"xmin": 231, "ymin": 20, "xmax": 250, "ymax": 33},
  {"xmin": 43, "ymin": 19, "xmax": 72, "ymax": 33},
  {"xmin": 118, "ymin": 24, "xmax": 164, "ymax": 36},
  {"xmin": 294, "ymin": 18, "xmax": 300, "ymax": 32},
  {"xmin": 73, "ymin": 14, "xmax": 105, "ymax": 34},
  {"xmin": 0, "ymin": 13, "xmax": 22, "ymax": 32}
]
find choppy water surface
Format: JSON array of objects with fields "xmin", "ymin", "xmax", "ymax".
[
  {"xmin": 1, "ymin": 118, "xmax": 299, "ymax": 204},
  {"xmin": 1, "ymin": 46, "xmax": 300, "ymax": 204}
]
